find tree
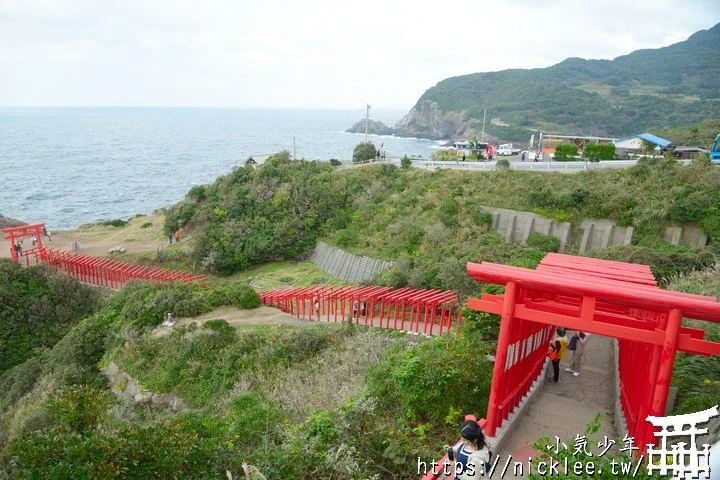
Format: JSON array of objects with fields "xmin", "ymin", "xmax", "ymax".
[
  {"xmin": 329, "ymin": 159, "xmax": 342, "ymax": 167},
  {"xmin": 584, "ymin": 143, "xmax": 616, "ymax": 162},
  {"xmin": 400, "ymin": 155, "xmax": 412, "ymax": 169},
  {"xmin": 353, "ymin": 143, "xmax": 377, "ymax": 163},
  {"xmin": 553, "ymin": 144, "xmax": 578, "ymax": 161}
]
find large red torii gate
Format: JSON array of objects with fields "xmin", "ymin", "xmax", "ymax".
[
  {"xmin": 423, "ymin": 253, "xmax": 720, "ymax": 480},
  {"xmin": 468, "ymin": 253, "xmax": 720, "ymax": 450}
]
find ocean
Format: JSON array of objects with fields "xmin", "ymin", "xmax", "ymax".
[{"xmin": 0, "ymin": 108, "xmax": 441, "ymax": 230}]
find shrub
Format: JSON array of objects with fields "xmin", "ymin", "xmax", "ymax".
[
  {"xmin": 584, "ymin": 143, "xmax": 615, "ymax": 161},
  {"xmin": 0, "ymin": 261, "xmax": 101, "ymax": 374},
  {"xmin": 401, "ymin": 155, "xmax": 412, "ymax": 169},
  {"xmin": 553, "ymin": 143, "xmax": 578, "ymax": 161},
  {"xmin": 100, "ymin": 219, "xmax": 128, "ymax": 227},
  {"xmin": 140, "ymin": 222, "xmax": 153, "ymax": 228},
  {"xmin": 352, "ymin": 142, "xmax": 376, "ymax": 162},
  {"xmin": 526, "ymin": 232, "xmax": 561, "ymax": 253},
  {"xmin": 187, "ymin": 185, "xmax": 207, "ymax": 203},
  {"xmin": 495, "ymin": 158, "xmax": 510, "ymax": 169},
  {"xmin": 329, "ymin": 158, "xmax": 342, "ymax": 167}
]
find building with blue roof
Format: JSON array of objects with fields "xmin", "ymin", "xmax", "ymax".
[{"xmin": 614, "ymin": 133, "xmax": 675, "ymax": 155}]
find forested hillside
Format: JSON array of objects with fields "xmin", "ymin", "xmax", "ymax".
[
  {"xmin": 395, "ymin": 23, "xmax": 720, "ymax": 142},
  {"xmin": 167, "ymin": 152, "xmax": 720, "ymax": 298}
]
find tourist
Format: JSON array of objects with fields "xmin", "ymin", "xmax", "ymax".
[
  {"xmin": 168, "ymin": 232, "xmax": 173, "ymax": 245},
  {"xmin": 16, "ymin": 240, "xmax": 22, "ymax": 257},
  {"xmin": 446, "ymin": 419, "xmax": 492, "ymax": 478},
  {"xmin": 566, "ymin": 331, "xmax": 591, "ymax": 377},
  {"xmin": 549, "ymin": 327, "xmax": 569, "ymax": 383},
  {"xmin": 360, "ymin": 301, "xmax": 366, "ymax": 316},
  {"xmin": 314, "ymin": 299, "xmax": 320, "ymax": 317},
  {"xmin": 174, "ymin": 230, "xmax": 180, "ymax": 243},
  {"xmin": 46, "ymin": 230, "xmax": 51, "ymax": 242},
  {"xmin": 31, "ymin": 234, "xmax": 37, "ymax": 246},
  {"xmin": 353, "ymin": 300, "xmax": 358, "ymax": 318}
]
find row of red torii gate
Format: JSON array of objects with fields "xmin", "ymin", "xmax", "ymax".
[{"xmin": 4, "ymin": 222, "xmax": 720, "ymax": 467}]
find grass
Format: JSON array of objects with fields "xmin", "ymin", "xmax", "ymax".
[
  {"xmin": 229, "ymin": 261, "xmax": 345, "ymax": 291},
  {"xmin": 64, "ymin": 213, "xmax": 167, "ymax": 243}
]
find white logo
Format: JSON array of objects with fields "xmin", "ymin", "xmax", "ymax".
[{"xmin": 646, "ymin": 405, "xmax": 719, "ymax": 478}]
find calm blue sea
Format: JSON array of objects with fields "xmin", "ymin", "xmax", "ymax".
[{"xmin": 0, "ymin": 108, "xmax": 440, "ymax": 230}]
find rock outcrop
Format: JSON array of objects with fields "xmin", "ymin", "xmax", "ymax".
[
  {"xmin": 345, "ymin": 119, "xmax": 395, "ymax": 136},
  {"xmin": 0, "ymin": 214, "xmax": 26, "ymax": 229},
  {"xmin": 393, "ymin": 100, "xmax": 468, "ymax": 140}
]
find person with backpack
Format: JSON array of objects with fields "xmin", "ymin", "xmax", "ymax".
[
  {"xmin": 566, "ymin": 331, "xmax": 591, "ymax": 377},
  {"xmin": 447, "ymin": 419, "xmax": 492, "ymax": 479},
  {"xmin": 548, "ymin": 327, "xmax": 569, "ymax": 383}
]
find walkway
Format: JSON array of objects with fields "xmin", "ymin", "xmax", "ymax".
[{"xmin": 496, "ymin": 334, "xmax": 617, "ymax": 477}]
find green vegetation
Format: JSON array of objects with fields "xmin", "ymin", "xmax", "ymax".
[
  {"xmin": 100, "ymin": 219, "xmax": 129, "ymax": 227},
  {"xmin": 583, "ymin": 143, "xmax": 615, "ymax": 161},
  {"xmin": 175, "ymin": 154, "xmax": 720, "ymax": 296},
  {"xmin": 0, "ymin": 261, "xmax": 101, "ymax": 374},
  {"xmin": 652, "ymin": 118, "xmax": 720, "ymax": 148},
  {"xmin": 2, "ymin": 270, "xmax": 499, "ymax": 479},
  {"xmin": 553, "ymin": 144, "xmax": 579, "ymax": 161},
  {"xmin": 667, "ymin": 264, "xmax": 720, "ymax": 415},
  {"xmin": 405, "ymin": 24, "xmax": 720, "ymax": 143},
  {"xmin": 353, "ymin": 142, "xmax": 377, "ymax": 162},
  {"xmin": 401, "ymin": 154, "xmax": 412, "ymax": 168}
]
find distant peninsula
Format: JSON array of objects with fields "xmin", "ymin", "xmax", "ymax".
[{"xmin": 350, "ymin": 22, "xmax": 720, "ymax": 145}]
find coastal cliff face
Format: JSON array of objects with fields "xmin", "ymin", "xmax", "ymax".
[{"xmin": 393, "ymin": 100, "xmax": 468, "ymax": 140}]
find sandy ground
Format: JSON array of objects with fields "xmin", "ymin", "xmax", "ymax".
[{"xmin": 151, "ymin": 306, "xmax": 321, "ymax": 338}]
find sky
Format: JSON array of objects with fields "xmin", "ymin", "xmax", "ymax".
[{"xmin": 1, "ymin": 0, "xmax": 718, "ymax": 110}]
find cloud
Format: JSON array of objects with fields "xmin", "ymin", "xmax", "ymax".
[{"xmin": 0, "ymin": 0, "xmax": 718, "ymax": 108}]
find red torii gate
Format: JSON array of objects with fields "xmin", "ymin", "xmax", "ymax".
[
  {"xmin": 2, "ymin": 222, "xmax": 46, "ymax": 265},
  {"xmin": 469, "ymin": 253, "xmax": 720, "ymax": 448},
  {"xmin": 423, "ymin": 253, "xmax": 720, "ymax": 480},
  {"xmin": 1, "ymin": 223, "xmax": 207, "ymax": 288},
  {"xmin": 259, "ymin": 286, "xmax": 460, "ymax": 335}
]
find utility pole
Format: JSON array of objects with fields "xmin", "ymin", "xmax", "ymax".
[
  {"xmin": 365, "ymin": 103, "xmax": 371, "ymax": 144},
  {"xmin": 481, "ymin": 108, "xmax": 486, "ymax": 143}
]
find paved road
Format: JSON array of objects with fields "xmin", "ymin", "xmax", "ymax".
[{"xmin": 338, "ymin": 158, "xmax": 693, "ymax": 173}]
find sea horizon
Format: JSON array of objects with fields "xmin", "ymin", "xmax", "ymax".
[{"xmin": 0, "ymin": 107, "xmax": 440, "ymax": 230}]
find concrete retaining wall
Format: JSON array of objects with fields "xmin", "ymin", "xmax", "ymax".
[
  {"xmin": 311, "ymin": 242, "xmax": 393, "ymax": 284},
  {"xmin": 482, "ymin": 207, "xmax": 572, "ymax": 251},
  {"xmin": 664, "ymin": 224, "xmax": 708, "ymax": 247},
  {"xmin": 579, "ymin": 219, "xmax": 634, "ymax": 254}
]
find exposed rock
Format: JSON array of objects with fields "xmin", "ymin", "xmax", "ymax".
[
  {"xmin": 393, "ymin": 100, "xmax": 468, "ymax": 140},
  {"xmin": 0, "ymin": 214, "xmax": 26, "ymax": 229},
  {"xmin": 102, "ymin": 361, "xmax": 187, "ymax": 412},
  {"xmin": 345, "ymin": 119, "xmax": 395, "ymax": 136},
  {"xmin": 108, "ymin": 246, "xmax": 126, "ymax": 254}
]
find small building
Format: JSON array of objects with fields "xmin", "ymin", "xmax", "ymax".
[
  {"xmin": 672, "ymin": 146, "xmax": 709, "ymax": 160},
  {"xmin": 245, "ymin": 154, "xmax": 274, "ymax": 168},
  {"xmin": 614, "ymin": 133, "xmax": 675, "ymax": 155}
]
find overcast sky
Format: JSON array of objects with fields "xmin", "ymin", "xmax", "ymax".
[{"xmin": 1, "ymin": 0, "xmax": 718, "ymax": 109}]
